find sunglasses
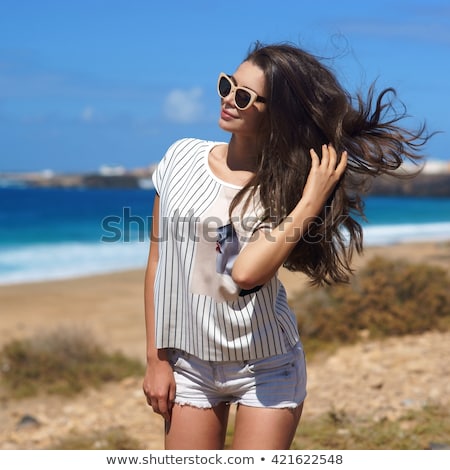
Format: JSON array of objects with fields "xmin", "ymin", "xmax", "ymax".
[{"xmin": 217, "ymin": 72, "xmax": 266, "ymax": 110}]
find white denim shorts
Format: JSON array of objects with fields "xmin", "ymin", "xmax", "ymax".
[{"xmin": 167, "ymin": 341, "xmax": 307, "ymax": 409}]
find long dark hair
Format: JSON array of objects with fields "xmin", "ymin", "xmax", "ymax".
[{"xmin": 230, "ymin": 42, "xmax": 433, "ymax": 286}]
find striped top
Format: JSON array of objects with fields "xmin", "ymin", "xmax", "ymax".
[{"xmin": 152, "ymin": 138, "xmax": 299, "ymax": 361}]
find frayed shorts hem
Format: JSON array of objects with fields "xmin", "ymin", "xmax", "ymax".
[{"xmin": 172, "ymin": 395, "xmax": 307, "ymax": 410}]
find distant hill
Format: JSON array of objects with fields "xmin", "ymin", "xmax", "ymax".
[
  {"xmin": 367, "ymin": 173, "xmax": 450, "ymax": 197},
  {"xmin": 81, "ymin": 171, "xmax": 450, "ymax": 195},
  {"xmin": 2, "ymin": 168, "xmax": 449, "ymax": 197}
]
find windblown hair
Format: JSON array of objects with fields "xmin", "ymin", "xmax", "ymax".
[{"xmin": 230, "ymin": 42, "xmax": 432, "ymax": 286}]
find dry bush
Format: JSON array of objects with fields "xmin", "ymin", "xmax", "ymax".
[
  {"xmin": 293, "ymin": 256, "xmax": 450, "ymax": 349},
  {"xmin": 292, "ymin": 405, "xmax": 450, "ymax": 450},
  {"xmin": 0, "ymin": 327, "xmax": 144, "ymax": 398}
]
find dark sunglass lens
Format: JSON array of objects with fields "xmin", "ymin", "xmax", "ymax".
[
  {"xmin": 235, "ymin": 89, "xmax": 251, "ymax": 109},
  {"xmin": 219, "ymin": 76, "xmax": 231, "ymax": 97}
]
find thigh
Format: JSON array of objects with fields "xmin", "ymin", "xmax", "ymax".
[
  {"xmin": 231, "ymin": 403, "xmax": 303, "ymax": 450},
  {"xmin": 165, "ymin": 402, "xmax": 230, "ymax": 450}
]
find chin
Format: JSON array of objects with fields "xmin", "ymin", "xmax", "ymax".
[{"xmin": 218, "ymin": 119, "xmax": 234, "ymax": 133}]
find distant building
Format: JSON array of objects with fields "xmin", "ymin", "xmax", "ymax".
[
  {"xmin": 422, "ymin": 160, "xmax": 450, "ymax": 175},
  {"xmin": 98, "ymin": 165, "xmax": 126, "ymax": 176},
  {"xmin": 137, "ymin": 178, "xmax": 154, "ymax": 190},
  {"xmin": 396, "ymin": 159, "xmax": 450, "ymax": 176}
]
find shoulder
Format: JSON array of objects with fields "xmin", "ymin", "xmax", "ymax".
[
  {"xmin": 154, "ymin": 138, "xmax": 210, "ymax": 184},
  {"xmin": 162, "ymin": 138, "xmax": 227, "ymax": 169},
  {"xmin": 166, "ymin": 138, "xmax": 210, "ymax": 156}
]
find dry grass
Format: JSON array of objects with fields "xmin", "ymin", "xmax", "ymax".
[
  {"xmin": 54, "ymin": 426, "xmax": 142, "ymax": 450},
  {"xmin": 292, "ymin": 405, "xmax": 450, "ymax": 450},
  {"xmin": 291, "ymin": 256, "xmax": 450, "ymax": 355},
  {"xmin": 0, "ymin": 327, "xmax": 143, "ymax": 398}
]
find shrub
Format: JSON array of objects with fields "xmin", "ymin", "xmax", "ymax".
[
  {"xmin": 0, "ymin": 328, "xmax": 144, "ymax": 398},
  {"xmin": 292, "ymin": 405, "xmax": 450, "ymax": 450},
  {"xmin": 293, "ymin": 256, "xmax": 450, "ymax": 350}
]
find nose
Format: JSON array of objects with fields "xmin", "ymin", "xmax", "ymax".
[{"xmin": 222, "ymin": 90, "xmax": 235, "ymax": 108}]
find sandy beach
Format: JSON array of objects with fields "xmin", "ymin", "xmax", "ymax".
[
  {"xmin": 0, "ymin": 240, "xmax": 449, "ymax": 360},
  {"xmin": 0, "ymin": 240, "xmax": 449, "ymax": 450}
]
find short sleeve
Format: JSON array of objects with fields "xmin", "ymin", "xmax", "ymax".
[{"xmin": 151, "ymin": 143, "xmax": 174, "ymax": 195}]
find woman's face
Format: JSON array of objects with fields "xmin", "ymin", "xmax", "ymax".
[{"xmin": 218, "ymin": 60, "xmax": 267, "ymax": 137}]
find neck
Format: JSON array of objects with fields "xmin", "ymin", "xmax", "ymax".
[{"xmin": 226, "ymin": 135, "xmax": 259, "ymax": 172}]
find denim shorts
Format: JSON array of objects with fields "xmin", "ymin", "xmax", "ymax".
[{"xmin": 167, "ymin": 342, "xmax": 307, "ymax": 409}]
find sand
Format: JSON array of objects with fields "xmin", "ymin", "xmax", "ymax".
[
  {"xmin": 0, "ymin": 240, "xmax": 449, "ymax": 361},
  {"xmin": 1, "ymin": 240, "xmax": 449, "ymax": 450}
]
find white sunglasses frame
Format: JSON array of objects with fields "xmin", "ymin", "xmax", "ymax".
[{"xmin": 217, "ymin": 72, "xmax": 266, "ymax": 110}]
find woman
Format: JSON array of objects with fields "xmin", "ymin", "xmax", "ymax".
[{"xmin": 143, "ymin": 42, "xmax": 430, "ymax": 449}]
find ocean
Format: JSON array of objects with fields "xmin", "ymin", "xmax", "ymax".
[{"xmin": 0, "ymin": 187, "xmax": 449, "ymax": 285}]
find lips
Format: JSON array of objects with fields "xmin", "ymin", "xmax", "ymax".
[{"xmin": 220, "ymin": 108, "xmax": 237, "ymax": 120}]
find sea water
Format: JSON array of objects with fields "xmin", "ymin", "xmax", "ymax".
[
  {"xmin": 0, "ymin": 187, "xmax": 154, "ymax": 285},
  {"xmin": 0, "ymin": 187, "xmax": 449, "ymax": 285}
]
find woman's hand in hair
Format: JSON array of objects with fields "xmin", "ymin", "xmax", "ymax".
[
  {"xmin": 231, "ymin": 144, "xmax": 347, "ymax": 290},
  {"xmin": 302, "ymin": 144, "xmax": 347, "ymax": 209}
]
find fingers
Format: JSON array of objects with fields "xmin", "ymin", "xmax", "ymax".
[
  {"xmin": 309, "ymin": 147, "xmax": 320, "ymax": 168},
  {"xmin": 143, "ymin": 382, "xmax": 175, "ymax": 421},
  {"xmin": 152, "ymin": 398, "xmax": 173, "ymax": 421},
  {"xmin": 323, "ymin": 144, "xmax": 337, "ymax": 169},
  {"xmin": 337, "ymin": 150, "xmax": 348, "ymax": 175},
  {"xmin": 145, "ymin": 393, "xmax": 173, "ymax": 421},
  {"xmin": 310, "ymin": 144, "xmax": 347, "ymax": 174}
]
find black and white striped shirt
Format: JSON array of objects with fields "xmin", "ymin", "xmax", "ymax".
[{"xmin": 152, "ymin": 138, "xmax": 299, "ymax": 361}]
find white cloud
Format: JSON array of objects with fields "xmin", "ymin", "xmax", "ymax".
[
  {"xmin": 81, "ymin": 106, "xmax": 94, "ymax": 122},
  {"xmin": 163, "ymin": 87, "xmax": 204, "ymax": 123}
]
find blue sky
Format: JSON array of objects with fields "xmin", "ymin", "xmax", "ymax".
[{"xmin": 1, "ymin": 0, "xmax": 449, "ymax": 172}]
